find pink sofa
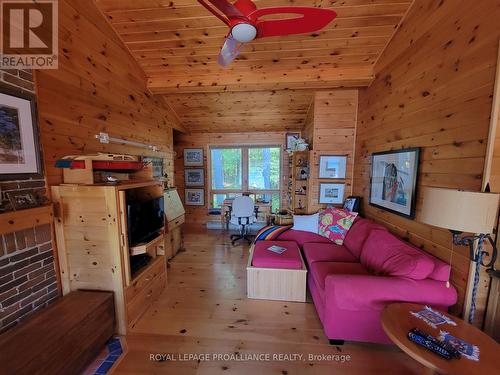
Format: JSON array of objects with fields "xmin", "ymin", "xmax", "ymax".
[{"xmin": 276, "ymin": 218, "xmax": 458, "ymax": 344}]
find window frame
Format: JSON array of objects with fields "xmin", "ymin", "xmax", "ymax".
[{"xmin": 208, "ymin": 145, "xmax": 282, "ymax": 209}]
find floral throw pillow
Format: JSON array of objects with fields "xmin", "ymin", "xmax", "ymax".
[{"xmin": 319, "ymin": 208, "xmax": 358, "ymax": 245}]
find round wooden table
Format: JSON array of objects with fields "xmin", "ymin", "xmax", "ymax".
[{"xmin": 381, "ymin": 303, "xmax": 499, "ymax": 375}]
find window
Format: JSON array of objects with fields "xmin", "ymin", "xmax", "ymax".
[{"xmin": 210, "ymin": 146, "xmax": 281, "ymax": 211}]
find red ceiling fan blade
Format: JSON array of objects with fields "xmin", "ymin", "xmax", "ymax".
[
  {"xmin": 218, "ymin": 35, "xmax": 245, "ymax": 66},
  {"xmin": 198, "ymin": 0, "xmax": 248, "ymax": 25},
  {"xmin": 250, "ymin": 7, "xmax": 337, "ymax": 38}
]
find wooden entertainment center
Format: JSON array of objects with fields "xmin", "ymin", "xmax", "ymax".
[{"xmin": 52, "ymin": 178, "xmax": 168, "ymax": 334}]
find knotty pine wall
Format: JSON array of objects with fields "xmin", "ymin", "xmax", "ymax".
[
  {"xmin": 352, "ymin": 0, "xmax": 500, "ymax": 317},
  {"xmin": 304, "ymin": 90, "xmax": 358, "ymax": 213},
  {"xmin": 174, "ymin": 132, "xmax": 290, "ymax": 227},
  {"xmin": 35, "ymin": 0, "xmax": 180, "ymax": 187}
]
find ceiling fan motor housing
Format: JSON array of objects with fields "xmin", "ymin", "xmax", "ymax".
[{"xmin": 231, "ymin": 22, "xmax": 257, "ymax": 43}]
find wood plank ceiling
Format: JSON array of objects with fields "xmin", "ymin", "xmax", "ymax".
[{"xmin": 95, "ymin": 0, "xmax": 413, "ymax": 133}]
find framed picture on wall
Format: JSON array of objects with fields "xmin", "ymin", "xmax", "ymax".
[
  {"xmin": 369, "ymin": 147, "xmax": 420, "ymax": 219},
  {"xmin": 0, "ymin": 84, "xmax": 42, "ymax": 180},
  {"xmin": 185, "ymin": 168, "xmax": 204, "ymax": 187},
  {"xmin": 7, "ymin": 190, "xmax": 39, "ymax": 210},
  {"xmin": 184, "ymin": 148, "xmax": 203, "ymax": 167},
  {"xmin": 319, "ymin": 155, "xmax": 347, "ymax": 179},
  {"xmin": 185, "ymin": 188, "xmax": 204, "ymax": 206},
  {"xmin": 319, "ymin": 183, "xmax": 345, "ymax": 204}
]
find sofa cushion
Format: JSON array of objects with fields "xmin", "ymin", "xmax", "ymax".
[
  {"xmin": 292, "ymin": 213, "xmax": 319, "ymax": 234},
  {"xmin": 252, "ymin": 241, "xmax": 303, "ymax": 269},
  {"xmin": 277, "ymin": 229, "xmax": 331, "ymax": 248},
  {"xmin": 318, "ymin": 208, "xmax": 358, "ymax": 245},
  {"xmin": 408, "ymin": 245, "xmax": 452, "ymax": 282},
  {"xmin": 343, "ymin": 218, "xmax": 387, "ymax": 258},
  {"xmin": 360, "ymin": 229, "xmax": 435, "ymax": 280},
  {"xmin": 427, "ymin": 258, "xmax": 452, "ymax": 281},
  {"xmin": 303, "ymin": 243, "xmax": 357, "ymax": 266},
  {"xmin": 310, "ymin": 262, "xmax": 369, "ymax": 291}
]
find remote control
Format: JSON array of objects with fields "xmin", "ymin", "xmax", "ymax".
[
  {"xmin": 407, "ymin": 328, "xmax": 459, "ymax": 360},
  {"xmin": 411, "ymin": 328, "xmax": 461, "ymax": 359}
]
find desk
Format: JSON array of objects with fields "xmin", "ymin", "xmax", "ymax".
[
  {"xmin": 221, "ymin": 199, "xmax": 272, "ymax": 229},
  {"xmin": 381, "ymin": 303, "xmax": 498, "ymax": 375}
]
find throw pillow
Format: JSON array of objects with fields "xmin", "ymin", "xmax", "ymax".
[
  {"xmin": 318, "ymin": 208, "xmax": 358, "ymax": 245},
  {"xmin": 292, "ymin": 213, "xmax": 320, "ymax": 234}
]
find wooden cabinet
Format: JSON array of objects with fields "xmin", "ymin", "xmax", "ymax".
[
  {"xmin": 52, "ymin": 180, "xmax": 167, "ymax": 334},
  {"xmin": 164, "ymin": 188, "xmax": 185, "ymax": 258}
]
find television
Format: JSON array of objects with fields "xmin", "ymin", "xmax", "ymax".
[{"xmin": 127, "ymin": 196, "xmax": 164, "ymax": 247}]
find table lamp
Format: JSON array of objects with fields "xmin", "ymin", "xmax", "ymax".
[{"xmin": 420, "ymin": 187, "xmax": 499, "ymax": 323}]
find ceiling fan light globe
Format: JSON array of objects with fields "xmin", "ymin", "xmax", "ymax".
[{"xmin": 231, "ymin": 23, "xmax": 257, "ymax": 43}]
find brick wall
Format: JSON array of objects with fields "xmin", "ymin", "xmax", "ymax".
[
  {"xmin": 0, "ymin": 224, "xmax": 58, "ymax": 333},
  {"xmin": 0, "ymin": 70, "xmax": 59, "ymax": 334}
]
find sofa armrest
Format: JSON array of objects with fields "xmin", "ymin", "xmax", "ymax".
[{"xmin": 325, "ymin": 274, "xmax": 457, "ymax": 312}]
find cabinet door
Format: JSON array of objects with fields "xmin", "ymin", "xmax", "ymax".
[
  {"xmin": 164, "ymin": 232, "xmax": 174, "ymax": 259},
  {"xmin": 172, "ymin": 227, "xmax": 182, "ymax": 256}
]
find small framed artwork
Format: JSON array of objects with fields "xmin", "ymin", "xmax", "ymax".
[
  {"xmin": 319, "ymin": 183, "xmax": 345, "ymax": 204},
  {"xmin": 285, "ymin": 132, "xmax": 300, "ymax": 150},
  {"xmin": 0, "ymin": 84, "xmax": 43, "ymax": 180},
  {"xmin": 319, "ymin": 155, "xmax": 347, "ymax": 179},
  {"xmin": 185, "ymin": 168, "xmax": 204, "ymax": 187},
  {"xmin": 369, "ymin": 147, "xmax": 420, "ymax": 219},
  {"xmin": 343, "ymin": 196, "xmax": 361, "ymax": 213},
  {"xmin": 7, "ymin": 190, "xmax": 39, "ymax": 210},
  {"xmin": 143, "ymin": 156, "xmax": 164, "ymax": 178},
  {"xmin": 184, "ymin": 148, "xmax": 203, "ymax": 167},
  {"xmin": 185, "ymin": 188, "xmax": 205, "ymax": 206}
]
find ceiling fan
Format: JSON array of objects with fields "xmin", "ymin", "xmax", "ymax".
[{"xmin": 197, "ymin": 0, "xmax": 337, "ymax": 66}]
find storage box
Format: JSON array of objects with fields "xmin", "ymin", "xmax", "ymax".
[{"xmin": 246, "ymin": 242, "xmax": 307, "ymax": 302}]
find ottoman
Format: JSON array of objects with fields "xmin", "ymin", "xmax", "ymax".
[{"xmin": 246, "ymin": 240, "xmax": 307, "ymax": 302}]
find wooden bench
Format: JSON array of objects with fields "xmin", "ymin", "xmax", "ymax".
[{"xmin": 0, "ymin": 290, "xmax": 115, "ymax": 375}]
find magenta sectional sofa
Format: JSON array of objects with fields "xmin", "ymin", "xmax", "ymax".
[{"xmin": 276, "ymin": 218, "xmax": 458, "ymax": 344}]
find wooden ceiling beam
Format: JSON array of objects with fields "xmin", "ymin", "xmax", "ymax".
[{"xmin": 148, "ymin": 66, "xmax": 374, "ymax": 94}]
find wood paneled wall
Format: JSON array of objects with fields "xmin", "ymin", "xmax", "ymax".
[
  {"xmin": 174, "ymin": 132, "xmax": 290, "ymax": 227},
  {"xmin": 35, "ymin": 0, "xmax": 181, "ymax": 187},
  {"xmin": 352, "ymin": 0, "xmax": 500, "ymax": 316},
  {"xmin": 305, "ymin": 90, "xmax": 358, "ymax": 213}
]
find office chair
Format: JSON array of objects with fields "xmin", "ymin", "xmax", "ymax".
[{"xmin": 229, "ymin": 196, "xmax": 257, "ymax": 245}]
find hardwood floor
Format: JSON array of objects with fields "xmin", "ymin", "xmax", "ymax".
[{"xmin": 112, "ymin": 227, "xmax": 425, "ymax": 374}]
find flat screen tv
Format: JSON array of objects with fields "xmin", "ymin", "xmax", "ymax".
[{"xmin": 127, "ymin": 196, "xmax": 164, "ymax": 246}]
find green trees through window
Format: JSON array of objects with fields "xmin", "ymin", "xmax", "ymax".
[{"xmin": 210, "ymin": 146, "xmax": 281, "ymax": 211}]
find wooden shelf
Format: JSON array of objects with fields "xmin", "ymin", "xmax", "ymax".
[{"xmin": 0, "ymin": 205, "xmax": 54, "ymax": 235}]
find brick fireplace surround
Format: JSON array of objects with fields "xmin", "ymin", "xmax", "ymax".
[{"xmin": 0, "ymin": 69, "xmax": 59, "ymax": 334}]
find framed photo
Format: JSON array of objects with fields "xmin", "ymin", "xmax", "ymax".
[
  {"xmin": 319, "ymin": 155, "xmax": 347, "ymax": 179},
  {"xmin": 369, "ymin": 147, "xmax": 420, "ymax": 219},
  {"xmin": 319, "ymin": 183, "xmax": 345, "ymax": 204},
  {"xmin": 343, "ymin": 196, "xmax": 361, "ymax": 213},
  {"xmin": 143, "ymin": 156, "xmax": 164, "ymax": 178},
  {"xmin": 184, "ymin": 148, "xmax": 203, "ymax": 167},
  {"xmin": 185, "ymin": 168, "xmax": 204, "ymax": 187},
  {"xmin": 285, "ymin": 132, "xmax": 300, "ymax": 150},
  {"xmin": 7, "ymin": 190, "xmax": 39, "ymax": 210},
  {"xmin": 0, "ymin": 84, "xmax": 42, "ymax": 180},
  {"xmin": 185, "ymin": 188, "xmax": 204, "ymax": 206}
]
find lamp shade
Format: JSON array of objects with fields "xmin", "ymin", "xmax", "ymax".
[{"xmin": 420, "ymin": 187, "xmax": 499, "ymax": 234}]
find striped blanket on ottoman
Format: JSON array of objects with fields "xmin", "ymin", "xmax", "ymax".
[{"xmin": 254, "ymin": 225, "xmax": 292, "ymax": 242}]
